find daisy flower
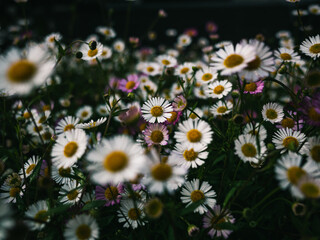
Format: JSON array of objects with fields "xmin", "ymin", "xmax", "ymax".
[
  {"xmin": 80, "ymin": 42, "xmax": 103, "ymax": 61},
  {"xmin": 141, "ymin": 62, "xmax": 161, "ymax": 76},
  {"xmin": 96, "ymin": 104, "xmax": 108, "ymax": 116},
  {"xmin": 210, "ymin": 100, "xmax": 233, "ymax": 117},
  {"xmin": 164, "ymin": 111, "xmax": 182, "ymax": 125},
  {"xmin": 55, "ymin": 116, "xmax": 80, "ymax": 134},
  {"xmin": 0, "ymin": 182, "xmax": 24, "ymax": 203},
  {"xmin": 143, "ymin": 123, "xmax": 169, "ymax": 147},
  {"xmin": 51, "ymin": 129, "xmax": 88, "ymax": 168},
  {"xmin": 144, "ymin": 197, "xmax": 164, "ymax": 219},
  {"xmin": 175, "ymin": 62, "xmax": 195, "ymax": 77},
  {"xmin": 274, "ymin": 48, "xmax": 300, "ymax": 62},
  {"xmin": 177, "ymin": 34, "xmax": 192, "ymax": 47},
  {"xmin": 99, "ymin": 46, "xmax": 112, "ymax": 60},
  {"xmin": 210, "ymin": 43, "xmax": 256, "ymax": 76},
  {"xmin": 76, "ymin": 117, "xmax": 107, "ymax": 130},
  {"xmin": 171, "ymin": 143, "xmax": 208, "ymax": 169},
  {"xmin": 214, "ymin": 41, "xmax": 232, "ymax": 49},
  {"xmin": 306, "ymin": 136, "xmax": 320, "ymax": 165},
  {"xmin": 44, "ymin": 32, "xmax": 62, "ymax": 48},
  {"xmin": 272, "ymin": 128, "xmax": 308, "ymax": 153},
  {"xmin": 243, "ymin": 80, "xmax": 264, "ymax": 94},
  {"xmin": 239, "ymin": 40, "xmax": 274, "ymax": 82},
  {"xmin": 181, "ymin": 179, "xmax": 216, "ymax": 214},
  {"xmin": 276, "ymin": 111, "xmax": 304, "ymax": 131},
  {"xmin": 142, "ymin": 149, "xmax": 187, "ymax": 194},
  {"xmin": 60, "ymin": 180, "xmax": 83, "ymax": 205},
  {"xmin": 205, "ymin": 80, "xmax": 232, "ymax": 99},
  {"xmin": 25, "ymin": 200, "xmax": 49, "ymax": 231},
  {"xmin": 156, "ymin": 54, "xmax": 177, "ymax": 68},
  {"xmin": 309, "ymin": 4, "xmax": 320, "ymax": 15},
  {"xmin": 300, "ymin": 35, "xmax": 320, "ymax": 59},
  {"xmin": 51, "ymin": 165, "xmax": 74, "ymax": 184},
  {"xmin": 76, "ymin": 106, "xmax": 93, "ymax": 122},
  {"xmin": 96, "ymin": 26, "xmax": 116, "ymax": 39},
  {"xmin": 0, "ymin": 45, "xmax": 56, "ymax": 96},
  {"xmin": 172, "ymin": 95, "xmax": 187, "ymax": 112},
  {"xmin": 174, "ymin": 119, "xmax": 213, "ymax": 148},
  {"xmin": 203, "ymin": 205, "xmax": 235, "ymax": 239},
  {"xmin": 118, "ymin": 200, "xmax": 145, "ymax": 229},
  {"xmin": 261, "ymin": 102, "xmax": 284, "ymax": 123},
  {"xmin": 243, "ymin": 122, "xmax": 268, "ymax": 141},
  {"xmin": 19, "ymin": 155, "xmax": 41, "ymax": 179},
  {"xmin": 141, "ymin": 97, "xmax": 173, "ymax": 123},
  {"xmin": 275, "ymin": 152, "xmax": 320, "ymax": 199},
  {"xmin": 86, "ymin": 135, "xmax": 146, "ymax": 185},
  {"xmin": 297, "ymin": 176, "xmax": 320, "ymax": 199},
  {"xmin": 64, "ymin": 214, "xmax": 99, "ymax": 240},
  {"xmin": 118, "ymin": 74, "xmax": 140, "ymax": 93},
  {"xmin": 113, "ymin": 40, "xmax": 125, "ymax": 53},
  {"xmin": 95, "ymin": 183, "xmax": 124, "ymax": 206},
  {"xmin": 234, "ymin": 134, "xmax": 267, "ymax": 164},
  {"xmin": 195, "ymin": 66, "xmax": 217, "ymax": 85},
  {"xmin": 186, "ymin": 108, "xmax": 203, "ymax": 120}
]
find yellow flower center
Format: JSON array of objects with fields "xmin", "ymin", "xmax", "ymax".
[
  {"xmin": 246, "ymin": 56, "xmax": 261, "ymax": 70},
  {"xmin": 308, "ymin": 108, "xmax": 320, "ymax": 122},
  {"xmin": 87, "ymin": 49, "xmax": 98, "ymax": 57},
  {"xmin": 23, "ymin": 112, "xmax": 31, "ymax": 119},
  {"xmin": 49, "ymin": 37, "xmax": 55, "ymax": 42},
  {"xmin": 104, "ymin": 186, "xmax": 119, "ymax": 200},
  {"xmin": 282, "ymin": 137, "xmax": 299, "ymax": 149},
  {"xmin": 180, "ymin": 67, "xmax": 189, "ymax": 74},
  {"xmin": 104, "ymin": 29, "xmax": 110, "ymax": 35},
  {"xmin": 217, "ymin": 106, "xmax": 227, "ymax": 114},
  {"xmin": 42, "ymin": 131, "xmax": 52, "ymax": 141},
  {"xmin": 281, "ymin": 118, "xmax": 295, "ymax": 129},
  {"xmin": 151, "ymin": 163, "xmax": 172, "ymax": 181},
  {"xmin": 189, "ymin": 113, "xmax": 197, "ymax": 119},
  {"xmin": 300, "ymin": 182, "xmax": 320, "ymax": 198},
  {"xmin": 42, "ymin": 105, "xmax": 51, "ymax": 111},
  {"xmin": 147, "ymin": 66, "xmax": 154, "ymax": 72},
  {"xmin": 210, "ymin": 216, "xmax": 226, "ymax": 230},
  {"xmin": 128, "ymin": 208, "xmax": 141, "ymax": 220},
  {"xmin": 103, "ymin": 151, "xmax": 128, "ymax": 172},
  {"xmin": 223, "ymin": 54, "xmax": 244, "ymax": 68},
  {"xmin": 187, "ymin": 129, "xmax": 202, "ymax": 143},
  {"xmin": 125, "ymin": 81, "xmax": 136, "ymax": 90},
  {"xmin": 310, "ymin": 145, "xmax": 320, "ymax": 163},
  {"xmin": 183, "ymin": 148, "xmax": 198, "ymax": 161},
  {"xmin": 213, "ymin": 85, "xmax": 224, "ymax": 95},
  {"xmin": 241, "ymin": 143, "xmax": 257, "ymax": 157},
  {"xmin": 144, "ymin": 198, "xmax": 163, "ymax": 219},
  {"xmin": 7, "ymin": 60, "xmax": 37, "ymax": 83},
  {"xmin": 63, "ymin": 142, "xmax": 78, "ymax": 158},
  {"xmin": 26, "ymin": 164, "xmax": 36, "ymax": 175},
  {"xmin": 58, "ymin": 167, "xmax": 71, "ymax": 177},
  {"xmin": 162, "ymin": 59, "xmax": 170, "ymax": 65},
  {"xmin": 280, "ymin": 53, "xmax": 292, "ymax": 61},
  {"xmin": 150, "ymin": 106, "xmax": 163, "ymax": 117},
  {"xmin": 202, "ymin": 73, "xmax": 213, "ymax": 81},
  {"xmin": 34, "ymin": 210, "xmax": 48, "ymax": 222},
  {"xmin": 38, "ymin": 116, "xmax": 47, "ymax": 124},
  {"xmin": 150, "ymin": 130, "xmax": 164, "ymax": 143},
  {"xmin": 287, "ymin": 166, "xmax": 306, "ymax": 185},
  {"xmin": 167, "ymin": 112, "xmax": 178, "ymax": 123},
  {"xmin": 81, "ymin": 111, "xmax": 88, "ymax": 118},
  {"xmin": 306, "ymin": 71, "xmax": 320, "ymax": 87},
  {"xmin": 190, "ymin": 190, "xmax": 205, "ymax": 202},
  {"xmin": 309, "ymin": 44, "xmax": 320, "ymax": 54},
  {"xmin": 76, "ymin": 224, "xmax": 92, "ymax": 240},
  {"xmin": 244, "ymin": 82, "xmax": 257, "ymax": 92},
  {"xmin": 9, "ymin": 187, "xmax": 20, "ymax": 197},
  {"xmin": 265, "ymin": 109, "xmax": 278, "ymax": 120},
  {"xmin": 33, "ymin": 125, "xmax": 43, "ymax": 133},
  {"xmin": 67, "ymin": 189, "xmax": 79, "ymax": 200}
]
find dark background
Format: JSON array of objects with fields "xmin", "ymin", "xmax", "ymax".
[{"xmin": 1, "ymin": 0, "xmax": 320, "ymax": 48}]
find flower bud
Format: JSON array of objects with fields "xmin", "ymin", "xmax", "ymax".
[
  {"xmin": 233, "ymin": 114, "xmax": 244, "ymax": 125},
  {"xmin": 75, "ymin": 51, "xmax": 83, "ymax": 59},
  {"xmin": 187, "ymin": 224, "xmax": 200, "ymax": 237},
  {"xmin": 89, "ymin": 40, "xmax": 97, "ymax": 50}
]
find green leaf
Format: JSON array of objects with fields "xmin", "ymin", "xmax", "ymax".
[
  {"xmin": 168, "ymin": 226, "xmax": 175, "ymax": 240},
  {"xmin": 223, "ymin": 181, "xmax": 242, "ymax": 208},
  {"xmin": 81, "ymin": 200, "xmax": 106, "ymax": 212}
]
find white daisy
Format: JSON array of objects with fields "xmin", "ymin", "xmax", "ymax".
[
  {"xmin": 309, "ymin": 4, "xmax": 320, "ymax": 15},
  {"xmin": 86, "ymin": 135, "xmax": 146, "ymax": 185},
  {"xmin": 210, "ymin": 100, "xmax": 233, "ymax": 117},
  {"xmin": 141, "ymin": 62, "xmax": 161, "ymax": 76},
  {"xmin": 274, "ymin": 48, "xmax": 300, "ymax": 62},
  {"xmin": 19, "ymin": 155, "xmax": 40, "ymax": 179},
  {"xmin": 156, "ymin": 54, "xmax": 177, "ymax": 68},
  {"xmin": 113, "ymin": 40, "xmax": 125, "ymax": 53},
  {"xmin": 51, "ymin": 165, "xmax": 74, "ymax": 185},
  {"xmin": 195, "ymin": 66, "xmax": 217, "ymax": 85},
  {"xmin": 76, "ymin": 106, "xmax": 93, "ymax": 122},
  {"xmin": 96, "ymin": 26, "xmax": 116, "ymax": 39},
  {"xmin": 243, "ymin": 122, "xmax": 268, "ymax": 141},
  {"xmin": 76, "ymin": 117, "xmax": 107, "ymax": 129},
  {"xmin": 98, "ymin": 46, "xmax": 112, "ymax": 60},
  {"xmin": 142, "ymin": 149, "xmax": 187, "ymax": 194},
  {"xmin": 272, "ymin": 128, "xmax": 308, "ymax": 153},
  {"xmin": 60, "ymin": 180, "xmax": 82, "ymax": 205},
  {"xmin": 261, "ymin": 102, "xmax": 284, "ymax": 123},
  {"xmin": 118, "ymin": 200, "xmax": 145, "ymax": 229},
  {"xmin": 171, "ymin": 143, "xmax": 208, "ymax": 169},
  {"xmin": 0, "ymin": 45, "xmax": 56, "ymax": 96},
  {"xmin": 177, "ymin": 34, "xmax": 192, "ymax": 47},
  {"xmin": 210, "ymin": 43, "xmax": 256, "ymax": 75},
  {"xmin": 175, "ymin": 62, "xmax": 195, "ymax": 77},
  {"xmin": 186, "ymin": 108, "xmax": 204, "ymax": 120},
  {"xmin": 297, "ymin": 176, "xmax": 320, "ymax": 199},
  {"xmin": 51, "ymin": 129, "xmax": 88, "ymax": 168},
  {"xmin": 234, "ymin": 134, "xmax": 267, "ymax": 164},
  {"xmin": 306, "ymin": 136, "xmax": 320, "ymax": 165},
  {"xmin": 25, "ymin": 200, "xmax": 49, "ymax": 231},
  {"xmin": 180, "ymin": 179, "xmax": 216, "ymax": 214},
  {"xmin": 275, "ymin": 152, "xmax": 320, "ymax": 199},
  {"xmin": 205, "ymin": 80, "xmax": 232, "ymax": 99},
  {"xmin": 0, "ymin": 183, "xmax": 24, "ymax": 203},
  {"xmin": 44, "ymin": 32, "xmax": 62, "ymax": 48},
  {"xmin": 96, "ymin": 104, "xmax": 108, "ymax": 116},
  {"xmin": 27, "ymin": 122, "xmax": 45, "ymax": 137},
  {"xmin": 55, "ymin": 116, "xmax": 80, "ymax": 134},
  {"xmin": 300, "ymin": 35, "xmax": 320, "ymax": 59},
  {"xmin": 80, "ymin": 42, "xmax": 103, "ymax": 61},
  {"xmin": 174, "ymin": 119, "xmax": 213, "ymax": 148},
  {"xmin": 141, "ymin": 97, "xmax": 173, "ymax": 123},
  {"xmin": 64, "ymin": 214, "xmax": 99, "ymax": 240}
]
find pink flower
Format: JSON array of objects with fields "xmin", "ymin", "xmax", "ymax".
[
  {"xmin": 143, "ymin": 123, "xmax": 169, "ymax": 147},
  {"xmin": 243, "ymin": 80, "xmax": 264, "ymax": 94},
  {"xmin": 118, "ymin": 74, "xmax": 140, "ymax": 93},
  {"xmin": 95, "ymin": 183, "xmax": 124, "ymax": 206}
]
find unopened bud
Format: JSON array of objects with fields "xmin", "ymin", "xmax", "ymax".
[
  {"xmin": 278, "ymin": 65, "xmax": 287, "ymax": 74},
  {"xmin": 233, "ymin": 114, "xmax": 244, "ymax": 125},
  {"xmin": 267, "ymin": 143, "xmax": 275, "ymax": 151},
  {"xmin": 75, "ymin": 51, "xmax": 83, "ymax": 59},
  {"xmin": 89, "ymin": 40, "xmax": 97, "ymax": 50},
  {"xmin": 187, "ymin": 224, "xmax": 200, "ymax": 237},
  {"xmin": 231, "ymin": 90, "xmax": 240, "ymax": 99}
]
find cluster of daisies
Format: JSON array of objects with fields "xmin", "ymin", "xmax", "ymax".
[{"xmin": 1, "ymin": 2, "xmax": 320, "ymax": 239}]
